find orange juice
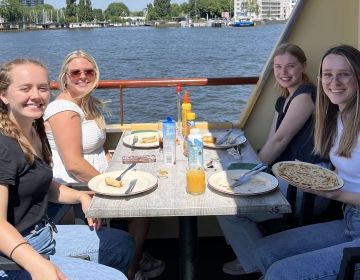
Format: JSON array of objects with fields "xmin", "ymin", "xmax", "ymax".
[{"xmin": 186, "ymin": 168, "xmax": 205, "ymax": 194}]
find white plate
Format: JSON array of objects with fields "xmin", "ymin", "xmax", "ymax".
[
  {"xmin": 272, "ymin": 161, "xmax": 344, "ymax": 191},
  {"xmin": 88, "ymin": 170, "xmax": 158, "ymax": 196},
  {"xmin": 208, "ymin": 170, "xmax": 278, "ymax": 196},
  {"xmin": 123, "ymin": 132, "xmax": 159, "ymax": 149},
  {"xmin": 203, "ymin": 135, "xmax": 247, "ymax": 149}
]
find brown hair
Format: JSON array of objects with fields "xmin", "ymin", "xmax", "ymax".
[
  {"xmin": 314, "ymin": 45, "xmax": 360, "ymax": 158},
  {"xmin": 273, "ymin": 43, "xmax": 312, "ymax": 97},
  {"xmin": 0, "ymin": 58, "xmax": 52, "ymax": 165},
  {"xmin": 58, "ymin": 50, "xmax": 105, "ymax": 129}
]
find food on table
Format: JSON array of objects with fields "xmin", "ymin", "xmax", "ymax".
[
  {"xmin": 276, "ymin": 162, "xmax": 339, "ymax": 189},
  {"xmin": 141, "ymin": 135, "xmax": 158, "ymax": 143},
  {"xmin": 105, "ymin": 177, "xmax": 123, "ymax": 188},
  {"xmin": 158, "ymin": 168, "xmax": 168, "ymax": 178},
  {"xmin": 202, "ymin": 135, "xmax": 217, "ymax": 144}
]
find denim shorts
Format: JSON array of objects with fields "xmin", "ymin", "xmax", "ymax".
[
  {"xmin": 21, "ymin": 218, "xmax": 56, "ymax": 256},
  {"xmin": 344, "ymin": 204, "xmax": 360, "ymax": 240}
]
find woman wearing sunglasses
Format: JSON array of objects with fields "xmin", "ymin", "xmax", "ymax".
[
  {"xmin": 43, "ymin": 50, "xmax": 165, "ymax": 280},
  {"xmin": 0, "ymin": 58, "xmax": 134, "ymax": 279},
  {"xmin": 254, "ymin": 44, "xmax": 360, "ymax": 280}
]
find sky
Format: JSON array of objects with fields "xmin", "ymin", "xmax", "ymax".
[{"xmin": 46, "ymin": 0, "xmax": 187, "ymax": 12}]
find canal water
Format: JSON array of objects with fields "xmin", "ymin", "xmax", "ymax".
[{"xmin": 0, "ymin": 24, "xmax": 284, "ymax": 124}]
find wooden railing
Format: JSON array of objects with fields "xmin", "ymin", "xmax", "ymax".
[{"xmin": 50, "ymin": 76, "xmax": 259, "ymax": 125}]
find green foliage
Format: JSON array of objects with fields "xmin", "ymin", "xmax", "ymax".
[
  {"xmin": 104, "ymin": 2, "xmax": 130, "ymax": 19},
  {"xmin": 0, "ymin": 0, "xmax": 24, "ymax": 22},
  {"xmin": 154, "ymin": 0, "xmax": 171, "ymax": 19},
  {"xmin": 93, "ymin": 8, "xmax": 104, "ymax": 21},
  {"xmin": 65, "ymin": 0, "xmax": 77, "ymax": 20},
  {"xmin": 78, "ymin": 0, "xmax": 94, "ymax": 22}
]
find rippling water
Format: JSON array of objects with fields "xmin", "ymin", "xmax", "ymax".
[{"xmin": 0, "ymin": 24, "xmax": 284, "ymax": 124}]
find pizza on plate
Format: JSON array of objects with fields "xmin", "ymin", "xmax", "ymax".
[{"xmin": 273, "ymin": 161, "xmax": 340, "ymax": 190}]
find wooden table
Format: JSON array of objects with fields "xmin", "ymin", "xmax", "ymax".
[{"xmin": 87, "ymin": 129, "xmax": 291, "ymax": 280}]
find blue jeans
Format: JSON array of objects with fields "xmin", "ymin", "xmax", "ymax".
[
  {"xmin": 255, "ymin": 204, "xmax": 360, "ymax": 280},
  {"xmin": 217, "ymin": 179, "xmax": 331, "ymax": 273},
  {"xmin": 1, "ymin": 221, "xmax": 135, "ymax": 279}
]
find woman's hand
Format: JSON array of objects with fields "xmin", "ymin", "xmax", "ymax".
[
  {"xmin": 303, "ymin": 187, "xmax": 340, "ymax": 200},
  {"xmin": 29, "ymin": 258, "xmax": 67, "ymax": 280},
  {"xmin": 78, "ymin": 193, "xmax": 102, "ymax": 230}
]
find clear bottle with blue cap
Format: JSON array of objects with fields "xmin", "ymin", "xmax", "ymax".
[{"xmin": 162, "ymin": 116, "xmax": 176, "ymax": 164}]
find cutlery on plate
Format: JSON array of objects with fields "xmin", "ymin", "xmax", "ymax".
[
  {"xmin": 231, "ymin": 164, "xmax": 268, "ymax": 188},
  {"xmin": 229, "ymin": 133, "xmax": 245, "ymax": 145},
  {"xmin": 131, "ymin": 135, "xmax": 139, "ymax": 151},
  {"xmin": 116, "ymin": 163, "xmax": 136, "ymax": 181},
  {"xmin": 125, "ymin": 179, "xmax": 137, "ymax": 195},
  {"xmin": 216, "ymin": 129, "xmax": 233, "ymax": 145}
]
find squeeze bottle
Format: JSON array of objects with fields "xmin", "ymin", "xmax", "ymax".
[{"xmin": 181, "ymin": 91, "xmax": 192, "ymax": 136}]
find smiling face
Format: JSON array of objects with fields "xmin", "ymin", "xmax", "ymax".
[
  {"xmin": 321, "ymin": 54, "xmax": 357, "ymax": 111},
  {"xmin": 273, "ymin": 52, "xmax": 305, "ymax": 95},
  {"xmin": 0, "ymin": 63, "xmax": 50, "ymax": 125},
  {"xmin": 65, "ymin": 57, "xmax": 96, "ymax": 97}
]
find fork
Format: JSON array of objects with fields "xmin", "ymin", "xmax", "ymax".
[
  {"xmin": 131, "ymin": 135, "xmax": 138, "ymax": 151},
  {"xmin": 116, "ymin": 163, "xmax": 136, "ymax": 181}
]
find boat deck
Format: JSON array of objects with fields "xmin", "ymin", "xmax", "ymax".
[{"xmin": 144, "ymin": 236, "xmax": 262, "ymax": 280}]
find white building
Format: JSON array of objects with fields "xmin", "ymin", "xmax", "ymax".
[{"xmin": 233, "ymin": 0, "xmax": 296, "ymax": 20}]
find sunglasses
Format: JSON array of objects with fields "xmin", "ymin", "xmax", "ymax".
[{"xmin": 67, "ymin": 69, "xmax": 96, "ymax": 80}]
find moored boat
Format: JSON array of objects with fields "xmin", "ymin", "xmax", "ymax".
[{"xmin": 232, "ymin": 19, "xmax": 255, "ymax": 27}]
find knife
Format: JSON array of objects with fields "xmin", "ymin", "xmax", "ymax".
[
  {"xmin": 216, "ymin": 129, "xmax": 233, "ymax": 145},
  {"xmin": 231, "ymin": 164, "xmax": 267, "ymax": 188},
  {"xmin": 125, "ymin": 179, "xmax": 137, "ymax": 195}
]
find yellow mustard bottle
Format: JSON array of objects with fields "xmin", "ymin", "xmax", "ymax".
[{"xmin": 181, "ymin": 91, "xmax": 191, "ymax": 136}]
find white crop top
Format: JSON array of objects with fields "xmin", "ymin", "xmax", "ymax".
[{"xmin": 43, "ymin": 99, "xmax": 108, "ymax": 183}]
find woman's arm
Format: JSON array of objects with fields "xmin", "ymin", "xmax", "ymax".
[
  {"xmin": 305, "ymin": 188, "xmax": 360, "ymax": 206},
  {"xmin": 48, "ymin": 181, "xmax": 101, "ymax": 230},
  {"xmin": 258, "ymin": 93, "xmax": 315, "ymax": 164},
  {"xmin": 0, "ymin": 185, "xmax": 66, "ymax": 280},
  {"xmin": 46, "ymin": 110, "xmax": 100, "ymax": 182}
]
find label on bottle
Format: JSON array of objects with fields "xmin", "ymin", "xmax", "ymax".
[
  {"xmin": 188, "ymin": 134, "xmax": 203, "ymax": 169},
  {"xmin": 163, "ymin": 117, "xmax": 176, "ymax": 164}
]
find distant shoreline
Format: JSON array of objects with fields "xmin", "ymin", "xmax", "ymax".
[{"xmin": 0, "ymin": 19, "xmax": 286, "ymax": 32}]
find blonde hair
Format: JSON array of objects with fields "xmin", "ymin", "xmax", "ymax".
[
  {"xmin": 273, "ymin": 43, "xmax": 312, "ymax": 97},
  {"xmin": 314, "ymin": 45, "xmax": 360, "ymax": 158},
  {"xmin": 59, "ymin": 50, "xmax": 105, "ymax": 129},
  {"xmin": 0, "ymin": 58, "xmax": 52, "ymax": 165}
]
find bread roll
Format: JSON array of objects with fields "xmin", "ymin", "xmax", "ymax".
[
  {"xmin": 202, "ymin": 135, "xmax": 217, "ymax": 144},
  {"xmin": 105, "ymin": 177, "xmax": 123, "ymax": 188},
  {"xmin": 141, "ymin": 135, "xmax": 157, "ymax": 143}
]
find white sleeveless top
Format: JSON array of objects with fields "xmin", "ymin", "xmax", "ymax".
[
  {"xmin": 330, "ymin": 115, "xmax": 360, "ymax": 193},
  {"xmin": 43, "ymin": 100, "xmax": 108, "ymax": 184}
]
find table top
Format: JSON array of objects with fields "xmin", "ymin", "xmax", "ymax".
[{"xmin": 86, "ymin": 129, "xmax": 291, "ymax": 218}]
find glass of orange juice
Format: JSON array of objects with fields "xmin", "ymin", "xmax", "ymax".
[{"xmin": 186, "ymin": 168, "xmax": 206, "ymax": 195}]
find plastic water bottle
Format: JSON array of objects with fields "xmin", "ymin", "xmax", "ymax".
[
  {"xmin": 187, "ymin": 128, "xmax": 203, "ymax": 169},
  {"xmin": 183, "ymin": 112, "xmax": 196, "ymax": 157},
  {"xmin": 162, "ymin": 116, "xmax": 176, "ymax": 165},
  {"xmin": 186, "ymin": 128, "xmax": 205, "ymax": 194}
]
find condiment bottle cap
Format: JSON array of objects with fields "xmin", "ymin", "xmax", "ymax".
[{"xmin": 183, "ymin": 91, "xmax": 190, "ymax": 103}]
